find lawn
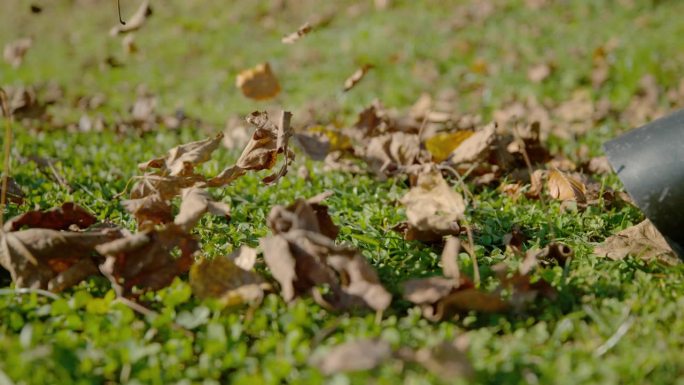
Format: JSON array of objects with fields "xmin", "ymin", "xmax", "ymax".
[{"xmin": 1, "ymin": 0, "xmax": 684, "ymax": 384}]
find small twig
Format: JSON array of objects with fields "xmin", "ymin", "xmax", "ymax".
[
  {"xmin": 117, "ymin": 0, "xmax": 126, "ymax": 25},
  {"xmin": 595, "ymin": 316, "xmax": 634, "ymax": 357},
  {"xmin": 464, "ymin": 223, "xmax": 480, "ymax": 287},
  {"xmin": 0, "ymin": 88, "xmax": 13, "ymax": 230},
  {"xmin": 0, "ymin": 288, "xmax": 61, "ymax": 300}
]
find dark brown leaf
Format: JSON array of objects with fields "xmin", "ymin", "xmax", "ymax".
[{"xmin": 4, "ymin": 202, "xmax": 97, "ymax": 232}]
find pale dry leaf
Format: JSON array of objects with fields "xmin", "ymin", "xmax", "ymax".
[
  {"xmin": 362, "ymin": 132, "xmax": 422, "ymax": 176},
  {"xmin": 448, "ymin": 122, "xmax": 497, "ymax": 164},
  {"xmin": 411, "ymin": 341, "xmax": 475, "ymax": 381},
  {"xmin": 236, "ymin": 62, "xmax": 281, "ymax": 100},
  {"xmin": 3, "ymin": 202, "xmax": 95, "ymax": 232},
  {"xmin": 3, "ymin": 37, "xmax": 33, "ymax": 68},
  {"xmin": 312, "ymin": 339, "xmax": 392, "ymax": 375},
  {"xmin": 547, "ymin": 168, "xmax": 586, "ymax": 202},
  {"xmin": 110, "ymin": 0, "xmax": 152, "ymax": 36},
  {"xmin": 282, "ymin": 22, "xmax": 313, "ymax": 44},
  {"xmin": 174, "ymin": 187, "xmax": 230, "ymax": 232},
  {"xmin": 399, "ymin": 168, "xmax": 465, "ymax": 242},
  {"xmin": 343, "ymin": 64, "xmax": 373, "ymax": 92},
  {"xmin": 189, "ymin": 250, "xmax": 269, "ymax": 306},
  {"xmin": 594, "ymin": 219, "xmax": 678, "ymax": 263},
  {"xmin": 229, "ymin": 245, "xmax": 258, "ymax": 271},
  {"xmin": 441, "ymin": 236, "xmax": 461, "ymax": 281},
  {"xmin": 528, "ymin": 63, "xmax": 553, "ymax": 83}
]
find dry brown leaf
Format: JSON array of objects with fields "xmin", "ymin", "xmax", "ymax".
[
  {"xmin": 584, "ymin": 156, "xmax": 613, "ymax": 175},
  {"xmin": 4, "ymin": 203, "xmax": 96, "ymax": 233},
  {"xmin": 294, "ymin": 133, "xmax": 331, "ymax": 161},
  {"xmin": 209, "ymin": 111, "xmax": 293, "ymax": 186},
  {"xmin": 139, "ymin": 133, "xmax": 223, "ymax": 178},
  {"xmin": 0, "ymin": 223, "xmax": 122, "ymax": 292},
  {"xmin": 0, "ymin": 177, "xmax": 25, "ymax": 205},
  {"xmin": 282, "ymin": 22, "xmax": 313, "ymax": 44},
  {"xmin": 262, "ymin": 229, "xmax": 391, "ymax": 312},
  {"xmin": 122, "ymin": 33, "xmax": 138, "ymax": 54},
  {"xmin": 362, "ymin": 132, "xmax": 422, "ymax": 176},
  {"xmin": 547, "ymin": 168, "xmax": 586, "ymax": 202},
  {"xmin": 267, "ymin": 191, "xmax": 339, "ymax": 239},
  {"xmin": 594, "ymin": 219, "xmax": 678, "ymax": 264},
  {"xmin": 174, "ymin": 187, "xmax": 230, "ymax": 232},
  {"xmin": 189, "ymin": 248, "xmax": 270, "ymax": 306},
  {"xmin": 312, "ymin": 339, "xmax": 392, "ymax": 375},
  {"xmin": 528, "ymin": 63, "xmax": 553, "ymax": 83},
  {"xmin": 441, "ymin": 236, "xmax": 461, "ymax": 281},
  {"xmin": 343, "ymin": 64, "xmax": 373, "ymax": 92},
  {"xmin": 3, "ymin": 37, "xmax": 33, "ymax": 68},
  {"xmin": 399, "ymin": 168, "xmax": 465, "ymax": 242},
  {"xmin": 236, "ymin": 62, "xmax": 281, "ymax": 101},
  {"xmin": 96, "ymin": 224, "xmax": 198, "ymax": 297},
  {"xmin": 121, "ymin": 193, "xmax": 173, "ymax": 229},
  {"xmin": 404, "ymin": 341, "xmax": 475, "ymax": 381},
  {"xmin": 110, "ymin": 0, "xmax": 152, "ymax": 36}
]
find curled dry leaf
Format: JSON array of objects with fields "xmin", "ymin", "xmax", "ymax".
[
  {"xmin": 3, "ymin": 202, "xmax": 97, "ymax": 232},
  {"xmin": 209, "ymin": 111, "xmax": 294, "ymax": 186},
  {"xmin": 96, "ymin": 224, "xmax": 198, "ymax": 297},
  {"xmin": 0, "ymin": 203, "xmax": 122, "ymax": 292},
  {"xmin": 282, "ymin": 22, "xmax": 313, "ymax": 44},
  {"xmin": 0, "ymin": 228, "xmax": 122, "ymax": 292},
  {"xmin": 174, "ymin": 187, "xmax": 230, "ymax": 232},
  {"xmin": 3, "ymin": 37, "xmax": 33, "ymax": 68},
  {"xmin": 399, "ymin": 168, "xmax": 465, "ymax": 242},
  {"xmin": 547, "ymin": 168, "xmax": 586, "ymax": 202},
  {"xmin": 312, "ymin": 339, "xmax": 392, "ymax": 375},
  {"xmin": 262, "ymin": 230, "xmax": 391, "ymax": 312},
  {"xmin": 236, "ymin": 62, "xmax": 281, "ymax": 101},
  {"xmin": 343, "ymin": 64, "xmax": 373, "ymax": 92},
  {"xmin": 121, "ymin": 193, "xmax": 173, "ymax": 229},
  {"xmin": 110, "ymin": 0, "xmax": 152, "ymax": 36},
  {"xmin": 594, "ymin": 219, "xmax": 678, "ymax": 264},
  {"xmin": 189, "ymin": 247, "xmax": 270, "ymax": 306},
  {"xmin": 448, "ymin": 122, "xmax": 496, "ymax": 165},
  {"xmin": 267, "ymin": 191, "xmax": 339, "ymax": 239},
  {"xmin": 363, "ymin": 132, "xmax": 422, "ymax": 176}
]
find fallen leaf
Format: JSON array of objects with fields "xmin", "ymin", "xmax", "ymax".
[
  {"xmin": 189, "ymin": 248, "xmax": 270, "ymax": 306},
  {"xmin": 3, "ymin": 37, "xmax": 33, "ymax": 68},
  {"xmin": 343, "ymin": 64, "xmax": 373, "ymax": 92},
  {"xmin": 0, "ymin": 229, "xmax": 121, "ymax": 292},
  {"xmin": 362, "ymin": 132, "xmax": 422, "ymax": 176},
  {"xmin": 96, "ymin": 224, "xmax": 198, "ymax": 297},
  {"xmin": 267, "ymin": 191, "xmax": 339, "ymax": 239},
  {"xmin": 121, "ymin": 193, "xmax": 173, "ymax": 229},
  {"xmin": 594, "ymin": 219, "xmax": 678, "ymax": 264},
  {"xmin": 3, "ymin": 202, "xmax": 96, "ymax": 232},
  {"xmin": 403, "ymin": 341, "xmax": 475, "ymax": 381},
  {"xmin": 0, "ymin": 177, "xmax": 25, "ymax": 205},
  {"xmin": 236, "ymin": 62, "xmax": 281, "ymax": 101},
  {"xmin": 139, "ymin": 133, "xmax": 222, "ymax": 178},
  {"xmin": 312, "ymin": 339, "xmax": 392, "ymax": 375},
  {"xmin": 547, "ymin": 168, "xmax": 586, "ymax": 202},
  {"xmin": 448, "ymin": 122, "xmax": 497, "ymax": 165},
  {"xmin": 282, "ymin": 22, "xmax": 313, "ymax": 44},
  {"xmin": 209, "ymin": 111, "xmax": 294, "ymax": 186},
  {"xmin": 399, "ymin": 168, "xmax": 465, "ymax": 242},
  {"xmin": 528, "ymin": 63, "xmax": 553, "ymax": 83},
  {"xmin": 174, "ymin": 187, "xmax": 230, "ymax": 232},
  {"xmin": 425, "ymin": 131, "xmax": 474, "ymax": 163},
  {"xmin": 110, "ymin": 0, "xmax": 152, "ymax": 36}
]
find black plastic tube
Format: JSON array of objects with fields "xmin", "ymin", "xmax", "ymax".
[{"xmin": 604, "ymin": 109, "xmax": 684, "ymax": 258}]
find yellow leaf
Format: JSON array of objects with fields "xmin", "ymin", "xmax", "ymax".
[
  {"xmin": 547, "ymin": 168, "xmax": 586, "ymax": 202},
  {"xmin": 236, "ymin": 62, "xmax": 281, "ymax": 101},
  {"xmin": 425, "ymin": 131, "xmax": 474, "ymax": 163}
]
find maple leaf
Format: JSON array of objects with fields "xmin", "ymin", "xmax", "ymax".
[
  {"xmin": 96, "ymin": 224, "xmax": 198, "ymax": 297},
  {"xmin": 110, "ymin": 0, "xmax": 152, "ymax": 36},
  {"xmin": 209, "ymin": 111, "xmax": 294, "ymax": 186},
  {"xmin": 189, "ymin": 246, "xmax": 270, "ymax": 307},
  {"xmin": 594, "ymin": 220, "xmax": 678, "ymax": 264},
  {"xmin": 398, "ymin": 167, "xmax": 465, "ymax": 242},
  {"xmin": 236, "ymin": 62, "xmax": 281, "ymax": 101}
]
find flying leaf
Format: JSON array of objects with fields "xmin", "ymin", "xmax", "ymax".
[
  {"xmin": 311, "ymin": 339, "xmax": 392, "ymax": 375},
  {"xmin": 96, "ymin": 224, "xmax": 198, "ymax": 297},
  {"xmin": 3, "ymin": 37, "xmax": 32, "ymax": 68},
  {"xmin": 399, "ymin": 168, "xmax": 465, "ymax": 242},
  {"xmin": 174, "ymin": 187, "xmax": 230, "ymax": 232},
  {"xmin": 343, "ymin": 64, "xmax": 373, "ymax": 92},
  {"xmin": 425, "ymin": 131, "xmax": 474, "ymax": 163},
  {"xmin": 282, "ymin": 22, "xmax": 313, "ymax": 44},
  {"xmin": 236, "ymin": 62, "xmax": 281, "ymax": 101},
  {"xmin": 547, "ymin": 168, "xmax": 586, "ymax": 202},
  {"xmin": 209, "ymin": 111, "xmax": 294, "ymax": 186},
  {"xmin": 594, "ymin": 219, "xmax": 678, "ymax": 264},
  {"xmin": 110, "ymin": 0, "xmax": 152, "ymax": 36},
  {"xmin": 189, "ymin": 248, "xmax": 270, "ymax": 306}
]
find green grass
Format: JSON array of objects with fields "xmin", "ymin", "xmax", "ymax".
[{"xmin": 2, "ymin": 0, "xmax": 684, "ymax": 384}]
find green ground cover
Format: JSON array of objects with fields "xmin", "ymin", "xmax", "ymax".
[{"xmin": 1, "ymin": 0, "xmax": 684, "ymax": 384}]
